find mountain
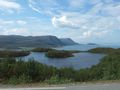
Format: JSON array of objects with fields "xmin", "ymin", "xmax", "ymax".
[
  {"xmin": 87, "ymin": 43, "xmax": 98, "ymax": 45},
  {"xmin": 0, "ymin": 35, "xmax": 78, "ymax": 48},
  {"xmin": 60, "ymin": 38, "xmax": 78, "ymax": 45}
]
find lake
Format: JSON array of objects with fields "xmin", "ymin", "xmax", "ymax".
[
  {"xmin": 21, "ymin": 45, "xmax": 105, "ymax": 70},
  {"xmin": 54, "ymin": 44, "xmax": 120, "ymax": 51},
  {"xmin": 54, "ymin": 44, "xmax": 99, "ymax": 51}
]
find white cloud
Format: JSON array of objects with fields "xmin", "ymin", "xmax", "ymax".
[
  {"xmin": 2, "ymin": 28, "xmax": 29, "ymax": 35},
  {"xmin": 0, "ymin": 19, "xmax": 27, "ymax": 26},
  {"xmin": 102, "ymin": 4, "xmax": 120, "ymax": 16},
  {"xmin": 16, "ymin": 20, "xmax": 27, "ymax": 25},
  {"xmin": 0, "ymin": 20, "xmax": 14, "ymax": 25},
  {"xmin": 29, "ymin": 0, "xmax": 59, "ymax": 16},
  {"xmin": 52, "ymin": 0, "xmax": 120, "ymax": 39},
  {"xmin": 52, "ymin": 16, "xmax": 79, "ymax": 29},
  {"xmin": 0, "ymin": 0, "xmax": 22, "ymax": 13},
  {"xmin": 81, "ymin": 30, "xmax": 109, "ymax": 39},
  {"xmin": 69, "ymin": 0, "xmax": 86, "ymax": 8},
  {"xmin": 27, "ymin": 0, "xmax": 120, "ymax": 41}
]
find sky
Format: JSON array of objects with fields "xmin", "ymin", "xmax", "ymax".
[{"xmin": 0, "ymin": 0, "xmax": 120, "ymax": 44}]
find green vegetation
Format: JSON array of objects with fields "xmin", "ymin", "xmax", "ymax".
[
  {"xmin": 88, "ymin": 47, "xmax": 120, "ymax": 54},
  {"xmin": 32, "ymin": 48, "xmax": 54, "ymax": 52},
  {"xmin": 0, "ymin": 48, "xmax": 120, "ymax": 84},
  {"xmin": 45, "ymin": 50, "xmax": 74, "ymax": 58},
  {"xmin": 45, "ymin": 75, "xmax": 72, "ymax": 84},
  {"xmin": 0, "ymin": 51, "xmax": 30, "ymax": 58},
  {"xmin": 32, "ymin": 47, "xmax": 80, "ymax": 58},
  {"xmin": 0, "ymin": 58, "xmax": 57, "ymax": 84}
]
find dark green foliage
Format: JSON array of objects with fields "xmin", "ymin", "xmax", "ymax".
[
  {"xmin": 45, "ymin": 75, "xmax": 72, "ymax": 84},
  {"xmin": 74, "ymin": 69, "xmax": 90, "ymax": 82},
  {"xmin": 98, "ymin": 53, "xmax": 120, "ymax": 80},
  {"xmin": 46, "ymin": 50, "xmax": 74, "ymax": 58},
  {"xmin": 88, "ymin": 47, "xmax": 118, "ymax": 54},
  {"xmin": 8, "ymin": 74, "xmax": 32, "ymax": 84},
  {"xmin": 0, "ymin": 51, "xmax": 30, "ymax": 57},
  {"xmin": 0, "ymin": 58, "xmax": 58, "ymax": 84},
  {"xmin": 32, "ymin": 48, "xmax": 55, "ymax": 52},
  {"xmin": 58, "ymin": 68, "xmax": 75, "ymax": 80}
]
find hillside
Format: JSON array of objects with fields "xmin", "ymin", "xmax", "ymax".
[
  {"xmin": 0, "ymin": 35, "xmax": 77, "ymax": 48},
  {"xmin": 60, "ymin": 38, "xmax": 78, "ymax": 45}
]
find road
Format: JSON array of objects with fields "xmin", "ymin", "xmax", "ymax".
[
  {"xmin": 67, "ymin": 83, "xmax": 120, "ymax": 90},
  {"xmin": 0, "ymin": 83, "xmax": 120, "ymax": 90}
]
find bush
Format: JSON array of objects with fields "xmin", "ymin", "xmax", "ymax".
[
  {"xmin": 46, "ymin": 50, "xmax": 74, "ymax": 58},
  {"xmin": 8, "ymin": 76, "xmax": 19, "ymax": 85},
  {"xmin": 8, "ymin": 75, "xmax": 32, "ymax": 84},
  {"xmin": 18, "ymin": 74, "xmax": 32, "ymax": 84},
  {"xmin": 45, "ymin": 75, "xmax": 72, "ymax": 84}
]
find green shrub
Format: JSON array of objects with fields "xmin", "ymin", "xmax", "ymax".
[
  {"xmin": 45, "ymin": 76, "xmax": 72, "ymax": 84},
  {"xmin": 8, "ymin": 76, "xmax": 19, "ymax": 85},
  {"xmin": 18, "ymin": 74, "xmax": 32, "ymax": 84},
  {"xmin": 46, "ymin": 50, "xmax": 74, "ymax": 58}
]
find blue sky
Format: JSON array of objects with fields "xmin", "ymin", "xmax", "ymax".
[{"xmin": 0, "ymin": 0, "xmax": 120, "ymax": 45}]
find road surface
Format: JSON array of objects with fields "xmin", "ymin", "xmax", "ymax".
[{"xmin": 0, "ymin": 83, "xmax": 120, "ymax": 90}]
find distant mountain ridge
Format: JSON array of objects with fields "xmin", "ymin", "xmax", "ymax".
[
  {"xmin": 60, "ymin": 38, "xmax": 78, "ymax": 45},
  {"xmin": 0, "ymin": 35, "xmax": 78, "ymax": 48},
  {"xmin": 87, "ymin": 43, "xmax": 98, "ymax": 45}
]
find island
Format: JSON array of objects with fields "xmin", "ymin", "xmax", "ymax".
[
  {"xmin": 32, "ymin": 48, "xmax": 54, "ymax": 52},
  {"xmin": 0, "ymin": 51, "xmax": 30, "ymax": 57},
  {"xmin": 88, "ymin": 47, "xmax": 119, "ymax": 54},
  {"xmin": 32, "ymin": 47, "xmax": 80, "ymax": 58},
  {"xmin": 45, "ymin": 50, "xmax": 74, "ymax": 58}
]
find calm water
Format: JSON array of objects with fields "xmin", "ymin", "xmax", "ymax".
[
  {"xmin": 54, "ymin": 44, "xmax": 120, "ymax": 51},
  {"xmin": 21, "ymin": 45, "xmax": 105, "ymax": 70},
  {"xmin": 22, "ymin": 52, "xmax": 104, "ymax": 70},
  {"xmin": 54, "ymin": 44, "xmax": 99, "ymax": 51}
]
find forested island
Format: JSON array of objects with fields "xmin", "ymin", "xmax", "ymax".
[
  {"xmin": 88, "ymin": 47, "xmax": 120, "ymax": 54},
  {"xmin": 0, "ymin": 47, "xmax": 120, "ymax": 84},
  {"xmin": 0, "ymin": 51, "xmax": 30, "ymax": 58},
  {"xmin": 32, "ymin": 48, "xmax": 80, "ymax": 58}
]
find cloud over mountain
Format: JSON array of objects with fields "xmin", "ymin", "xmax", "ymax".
[
  {"xmin": 0, "ymin": 0, "xmax": 120, "ymax": 44},
  {"xmin": 29, "ymin": 0, "xmax": 120, "ymax": 40}
]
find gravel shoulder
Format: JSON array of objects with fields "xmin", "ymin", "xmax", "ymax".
[{"xmin": 0, "ymin": 80, "xmax": 120, "ymax": 88}]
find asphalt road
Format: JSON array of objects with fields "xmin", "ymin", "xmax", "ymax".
[
  {"xmin": 67, "ymin": 83, "xmax": 120, "ymax": 90},
  {"xmin": 0, "ymin": 83, "xmax": 120, "ymax": 90}
]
